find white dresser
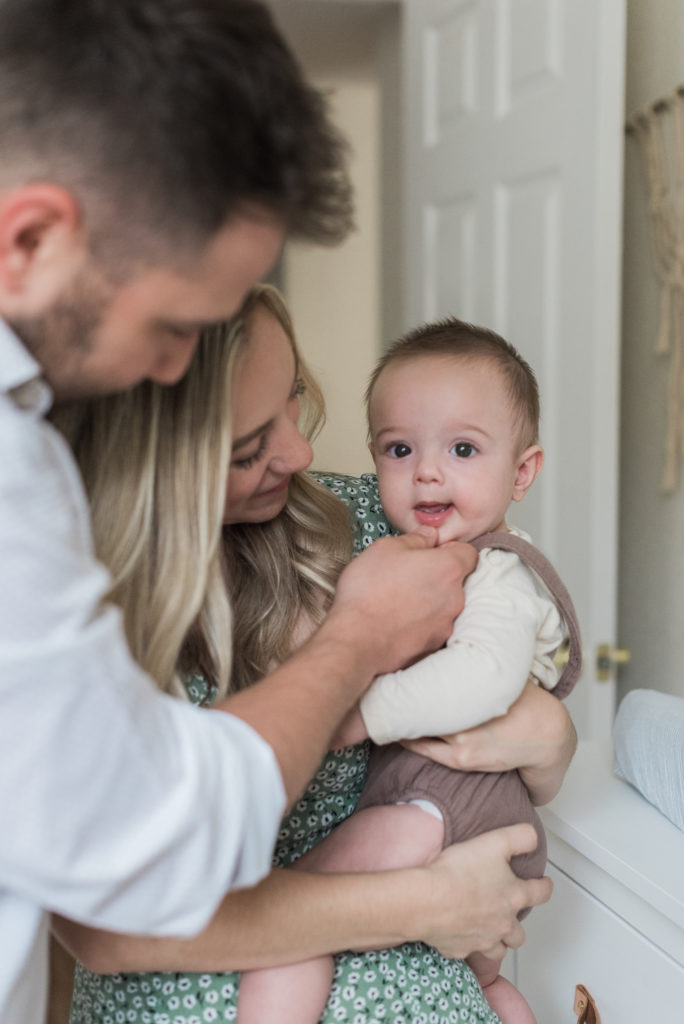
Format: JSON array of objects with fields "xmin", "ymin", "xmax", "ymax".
[{"xmin": 503, "ymin": 741, "xmax": 684, "ymax": 1020}]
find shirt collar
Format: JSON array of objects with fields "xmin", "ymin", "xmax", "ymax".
[{"xmin": 0, "ymin": 316, "xmax": 53, "ymax": 416}]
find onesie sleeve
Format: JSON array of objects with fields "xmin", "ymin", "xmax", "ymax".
[{"xmin": 360, "ymin": 546, "xmax": 564, "ymax": 744}]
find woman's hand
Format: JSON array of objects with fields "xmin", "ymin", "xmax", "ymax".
[
  {"xmin": 401, "ymin": 680, "xmax": 577, "ymax": 805},
  {"xmin": 53, "ymin": 821, "xmax": 552, "ymax": 974},
  {"xmin": 414, "ymin": 823, "xmax": 553, "ymax": 960}
]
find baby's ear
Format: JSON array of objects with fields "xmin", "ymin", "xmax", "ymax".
[{"xmin": 512, "ymin": 445, "xmax": 544, "ymax": 502}]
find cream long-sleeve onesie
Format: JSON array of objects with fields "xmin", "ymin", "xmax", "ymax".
[{"xmin": 360, "ymin": 528, "xmax": 565, "ymax": 745}]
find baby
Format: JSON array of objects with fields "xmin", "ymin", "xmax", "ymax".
[{"xmin": 237, "ymin": 316, "xmax": 581, "ymax": 1024}]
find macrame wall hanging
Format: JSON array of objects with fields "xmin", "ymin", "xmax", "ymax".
[{"xmin": 626, "ymin": 85, "xmax": 684, "ymax": 494}]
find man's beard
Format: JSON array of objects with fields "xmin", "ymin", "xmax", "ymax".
[{"xmin": 10, "ymin": 265, "xmax": 111, "ymax": 397}]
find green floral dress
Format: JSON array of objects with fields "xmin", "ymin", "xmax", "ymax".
[{"xmin": 69, "ymin": 473, "xmax": 500, "ymax": 1024}]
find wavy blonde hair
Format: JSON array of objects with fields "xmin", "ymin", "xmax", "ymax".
[{"xmin": 52, "ymin": 284, "xmax": 352, "ymax": 700}]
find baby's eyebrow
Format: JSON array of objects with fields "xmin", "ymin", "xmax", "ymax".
[{"xmin": 373, "ymin": 426, "xmax": 404, "ymax": 440}]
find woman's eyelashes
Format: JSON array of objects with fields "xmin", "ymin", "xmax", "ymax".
[
  {"xmin": 232, "ymin": 432, "xmax": 270, "ymax": 470},
  {"xmin": 231, "ymin": 380, "xmax": 303, "ymax": 472}
]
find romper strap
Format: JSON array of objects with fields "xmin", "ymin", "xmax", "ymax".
[{"xmin": 471, "ymin": 531, "xmax": 582, "ymax": 700}]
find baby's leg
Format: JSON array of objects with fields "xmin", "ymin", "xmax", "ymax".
[
  {"xmin": 237, "ymin": 804, "xmax": 444, "ymax": 1024},
  {"xmin": 237, "ymin": 956, "xmax": 335, "ymax": 1024},
  {"xmin": 467, "ymin": 951, "xmax": 537, "ymax": 1024},
  {"xmin": 357, "ymin": 745, "xmax": 546, "ymax": 1023},
  {"xmin": 295, "ymin": 801, "xmax": 445, "ymax": 873}
]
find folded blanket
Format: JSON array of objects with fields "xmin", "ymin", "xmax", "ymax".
[{"xmin": 613, "ymin": 688, "xmax": 684, "ymax": 833}]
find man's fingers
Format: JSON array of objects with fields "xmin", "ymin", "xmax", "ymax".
[
  {"xmin": 404, "ymin": 526, "xmax": 439, "ymax": 545},
  {"xmin": 440, "ymin": 538, "xmax": 479, "ymax": 572}
]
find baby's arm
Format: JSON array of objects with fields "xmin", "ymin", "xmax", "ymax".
[{"xmin": 361, "ymin": 550, "xmax": 562, "ymax": 744}]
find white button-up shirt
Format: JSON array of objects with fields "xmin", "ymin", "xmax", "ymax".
[{"xmin": 0, "ymin": 320, "xmax": 285, "ymax": 1022}]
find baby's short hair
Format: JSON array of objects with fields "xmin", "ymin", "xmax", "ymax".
[{"xmin": 366, "ymin": 316, "xmax": 540, "ymax": 451}]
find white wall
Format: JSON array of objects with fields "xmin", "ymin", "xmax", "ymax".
[
  {"xmin": 269, "ymin": 2, "xmax": 397, "ymax": 476},
  {"xmin": 619, "ymin": 0, "xmax": 684, "ymax": 700}
]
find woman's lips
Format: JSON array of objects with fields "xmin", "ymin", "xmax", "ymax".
[
  {"xmin": 258, "ymin": 476, "xmax": 291, "ymax": 498},
  {"xmin": 413, "ymin": 502, "xmax": 453, "ymax": 528}
]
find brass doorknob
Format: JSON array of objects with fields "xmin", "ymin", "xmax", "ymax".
[{"xmin": 596, "ymin": 643, "xmax": 631, "ymax": 681}]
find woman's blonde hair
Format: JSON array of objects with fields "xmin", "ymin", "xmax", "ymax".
[{"xmin": 52, "ymin": 284, "xmax": 352, "ymax": 700}]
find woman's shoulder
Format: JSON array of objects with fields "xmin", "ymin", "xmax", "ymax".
[
  {"xmin": 310, "ymin": 472, "xmax": 397, "ymax": 553},
  {"xmin": 311, "ymin": 470, "xmax": 378, "ymax": 502}
]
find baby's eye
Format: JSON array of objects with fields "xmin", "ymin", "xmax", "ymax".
[
  {"xmin": 451, "ymin": 442, "xmax": 476, "ymax": 458},
  {"xmin": 291, "ymin": 378, "xmax": 306, "ymax": 399},
  {"xmin": 388, "ymin": 442, "xmax": 412, "ymax": 459}
]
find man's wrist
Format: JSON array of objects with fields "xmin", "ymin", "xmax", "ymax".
[{"xmin": 312, "ymin": 606, "xmax": 380, "ymax": 692}]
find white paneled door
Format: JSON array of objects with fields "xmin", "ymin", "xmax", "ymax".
[{"xmin": 403, "ymin": 0, "xmax": 627, "ymax": 738}]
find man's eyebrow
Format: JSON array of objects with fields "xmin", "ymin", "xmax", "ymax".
[{"xmin": 232, "ymin": 420, "xmax": 274, "ymax": 450}]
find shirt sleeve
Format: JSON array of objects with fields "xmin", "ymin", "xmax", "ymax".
[
  {"xmin": 0, "ymin": 401, "xmax": 285, "ymax": 936},
  {"xmin": 360, "ymin": 547, "xmax": 564, "ymax": 744}
]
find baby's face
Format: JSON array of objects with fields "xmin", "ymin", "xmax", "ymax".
[{"xmin": 369, "ymin": 355, "xmax": 525, "ymax": 543}]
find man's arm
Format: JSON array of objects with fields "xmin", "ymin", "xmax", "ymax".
[
  {"xmin": 1, "ymin": 410, "xmax": 475, "ymax": 937},
  {"xmin": 218, "ymin": 532, "xmax": 477, "ymax": 807},
  {"xmin": 53, "ymin": 822, "xmax": 551, "ymax": 973}
]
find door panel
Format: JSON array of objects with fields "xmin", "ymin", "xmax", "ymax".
[{"xmin": 403, "ymin": 0, "xmax": 627, "ymax": 737}]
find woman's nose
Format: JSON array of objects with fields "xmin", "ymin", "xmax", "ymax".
[{"xmin": 270, "ymin": 420, "xmax": 313, "ymax": 474}]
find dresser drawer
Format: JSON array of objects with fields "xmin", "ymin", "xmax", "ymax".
[
  {"xmin": 503, "ymin": 741, "xmax": 684, "ymax": 1021},
  {"xmin": 512, "ymin": 864, "xmax": 684, "ymax": 1021}
]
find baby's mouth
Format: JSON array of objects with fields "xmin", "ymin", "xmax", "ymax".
[{"xmin": 415, "ymin": 502, "xmax": 452, "ymax": 513}]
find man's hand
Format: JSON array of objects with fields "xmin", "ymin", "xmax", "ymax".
[
  {"xmin": 402, "ymin": 681, "xmax": 577, "ymax": 805},
  {"xmin": 415, "ymin": 823, "xmax": 553, "ymax": 960},
  {"xmin": 329, "ymin": 531, "xmax": 477, "ymax": 680}
]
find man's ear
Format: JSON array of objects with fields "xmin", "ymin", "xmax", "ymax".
[
  {"xmin": 0, "ymin": 184, "xmax": 83, "ymax": 313},
  {"xmin": 511, "ymin": 444, "xmax": 544, "ymax": 502}
]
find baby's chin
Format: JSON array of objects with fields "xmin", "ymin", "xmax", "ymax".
[{"xmin": 437, "ymin": 521, "xmax": 508, "ymax": 545}]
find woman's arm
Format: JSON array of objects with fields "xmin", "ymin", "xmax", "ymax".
[
  {"xmin": 52, "ymin": 822, "xmax": 551, "ymax": 973},
  {"xmin": 402, "ymin": 680, "xmax": 578, "ymax": 806}
]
